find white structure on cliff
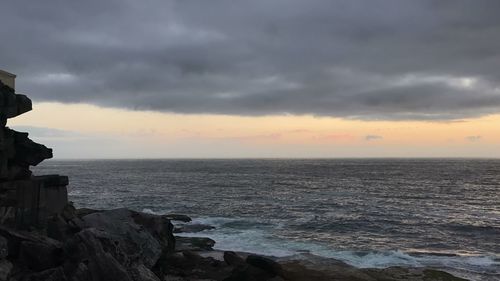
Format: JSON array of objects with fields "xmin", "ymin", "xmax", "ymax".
[{"xmin": 0, "ymin": 69, "xmax": 16, "ymax": 89}]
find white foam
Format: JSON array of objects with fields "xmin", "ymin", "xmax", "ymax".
[
  {"xmin": 179, "ymin": 216, "xmax": 500, "ymax": 277},
  {"xmin": 324, "ymin": 250, "xmax": 420, "ymax": 268}
]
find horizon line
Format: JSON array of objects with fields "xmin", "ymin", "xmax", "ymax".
[{"xmin": 45, "ymin": 156, "xmax": 500, "ymax": 161}]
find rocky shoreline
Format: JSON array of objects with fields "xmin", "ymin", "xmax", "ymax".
[{"xmin": 0, "ymin": 206, "xmax": 468, "ymax": 281}]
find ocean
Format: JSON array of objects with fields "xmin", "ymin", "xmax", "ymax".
[{"xmin": 34, "ymin": 159, "xmax": 500, "ymax": 280}]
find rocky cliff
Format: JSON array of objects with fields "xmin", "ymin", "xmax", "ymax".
[{"xmin": 0, "ymin": 80, "xmax": 68, "ymax": 229}]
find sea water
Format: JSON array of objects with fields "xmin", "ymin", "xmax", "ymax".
[{"xmin": 34, "ymin": 159, "xmax": 500, "ymax": 280}]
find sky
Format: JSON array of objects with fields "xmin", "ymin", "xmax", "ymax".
[{"xmin": 2, "ymin": 0, "xmax": 500, "ymax": 158}]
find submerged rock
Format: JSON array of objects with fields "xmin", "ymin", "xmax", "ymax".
[
  {"xmin": 173, "ymin": 223, "xmax": 215, "ymax": 233},
  {"xmin": 163, "ymin": 214, "xmax": 192, "ymax": 223},
  {"xmin": 175, "ymin": 236, "xmax": 215, "ymax": 252}
]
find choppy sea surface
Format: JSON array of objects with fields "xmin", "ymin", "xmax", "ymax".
[{"xmin": 34, "ymin": 159, "xmax": 500, "ymax": 280}]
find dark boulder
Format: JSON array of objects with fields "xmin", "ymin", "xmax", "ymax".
[
  {"xmin": 162, "ymin": 214, "xmax": 191, "ymax": 223},
  {"xmin": 81, "ymin": 208, "xmax": 168, "ymax": 268},
  {"xmin": 130, "ymin": 210, "xmax": 175, "ymax": 253},
  {"xmin": 0, "ymin": 225, "xmax": 63, "ymax": 260},
  {"xmin": 158, "ymin": 251, "xmax": 232, "ymax": 280},
  {"xmin": 246, "ymin": 254, "xmax": 283, "ymax": 277},
  {"xmin": 175, "ymin": 236, "xmax": 215, "ymax": 252},
  {"xmin": 223, "ymin": 264, "xmax": 275, "ymax": 281},
  {"xmin": 174, "ymin": 223, "xmax": 215, "ymax": 233},
  {"xmin": 63, "ymin": 228, "xmax": 133, "ymax": 281},
  {"xmin": 224, "ymin": 251, "xmax": 245, "ymax": 266}
]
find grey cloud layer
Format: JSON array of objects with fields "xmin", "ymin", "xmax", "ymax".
[{"xmin": 2, "ymin": 0, "xmax": 500, "ymax": 120}]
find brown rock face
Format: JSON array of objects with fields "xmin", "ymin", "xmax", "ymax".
[{"xmin": 0, "ymin": 79, "xmax": 68, "ymax": 229}]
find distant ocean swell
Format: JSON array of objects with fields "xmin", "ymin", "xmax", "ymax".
[{"xmin": 34, "ymin": 159, "xmax": 500, "ymax": 280}]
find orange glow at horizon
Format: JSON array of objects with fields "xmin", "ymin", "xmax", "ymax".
[{"xmin": 7, "ymin": 102, "xmax": 500, "ymax": 158}]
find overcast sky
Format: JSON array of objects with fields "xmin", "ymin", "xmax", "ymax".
[
  {"xmin": 3, "ymin": 1, "xmax": 500, "ymax": 158},
  {"xmin": 2, "ymin": 0, "xmax": 500, "ymax": 121}
]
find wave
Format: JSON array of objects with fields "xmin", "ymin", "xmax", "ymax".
[{"xmin": 176, "ymin": 216, "xmax": 500, "ymax": 279}]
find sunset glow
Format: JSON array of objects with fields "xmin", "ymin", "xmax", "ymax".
[{"xmin": 8, "ymin": 102, "xmax": 500, "ymax": 158}]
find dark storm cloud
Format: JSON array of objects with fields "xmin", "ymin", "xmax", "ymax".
[{"xmin": 2, "ymin": 0, "xmax": 500, "ymax": 120}]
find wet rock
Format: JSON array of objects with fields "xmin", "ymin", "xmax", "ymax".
[
  {"xmin": 174, "ymin": 224, "xmax": 215, "ymax": 234},
  {"xmin": 159, "ymin": 251, "xmax": 232, "ymax": 280},
  {"xmin": 361, "ymin": 267, "xmax": 468, "ymax": 281},
  {"xmin": 422, "ymin": 269, "xmax": 467, "ymax": 281},
  {"xmin": 246, "ymin": 255, "xmax": 283, "ymax": 278},
  {"xmin": 175, "ymin": 237, "xmax": 215, "ymax": 252},
  {"xmin": 224, "ymin": 251, "xmax": 245, "ymax": 266},
  {"xmin": 163, "ymin": 214, "xmax": 191, "ymax": 223}
]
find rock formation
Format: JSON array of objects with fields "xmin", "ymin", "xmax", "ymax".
[{"xmin": 0, "ymin": 79, "xmax": 69, "ymax": 229}]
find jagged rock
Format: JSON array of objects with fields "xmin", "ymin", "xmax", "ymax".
[
  {"xmin": 8, "ymin": 129, "xmax": 53, "ymax": 168},
  {"xmin": 0, "ymin": 225, "xmax": 63, "ymax": 259},
  {"xmin": 174, "ymin": 224, "xmax": 215, "ymax": 234},
  {"xmin": 0, "ymin": 81, "xmax": 32, "ymax": 119},
  {"xmin": 81, "ymin": 208, "xmax": 164, "ymax": 268},
  {"xmin": 63, "ymin": 228, "xmax": 133, "ymax": 281},
  {"xmin": 1, "ymin": 78, "xmax": 67, "ymax": 230},
  {"xmin": 163, "ymin": 214, "xmax": 191, "ymax": 223},
  {"xmin": 129, "ymin": 263, "xmax": 161, "ymax": 281},
  {"xmin": 0, "ymin": 259, "xmax": 12, "ymax": 281},
  {"xmin": 130, "ymin": 210, "xmax": 175, "ymax": 253},
  {"xmin": 175, "ymin": 237, "xmax": 215, "ymax": 252}
]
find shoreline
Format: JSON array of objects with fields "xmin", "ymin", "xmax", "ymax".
[
  {"xmin": 0, "ymin": 206, "xmax": 474, "ymax": 281},
  {"xmin": 172, "ymin": 216, "xmax": 498, "ymax": 281}
]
